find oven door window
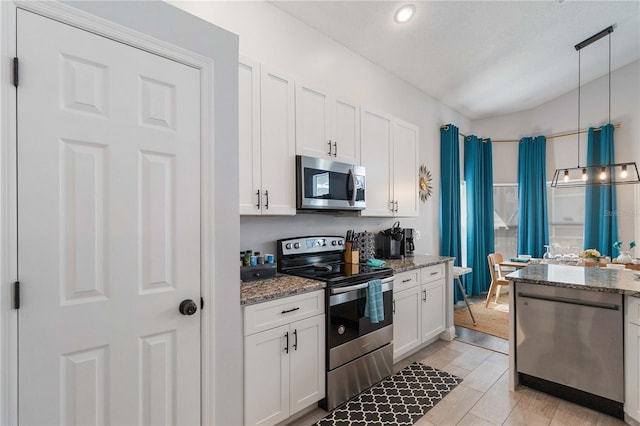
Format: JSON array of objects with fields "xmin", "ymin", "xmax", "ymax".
[
  {"xmin": 328, "ymin": 288, "xmax": 392, "ymax": 350},
  {"xmin": 303, "ymin": 167, "xmax": 364, "ymax": 203}
]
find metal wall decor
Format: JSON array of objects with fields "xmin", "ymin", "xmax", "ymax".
[{"xmin": 419, "ymin": 165, "xmax": 433, "ymax": 202}]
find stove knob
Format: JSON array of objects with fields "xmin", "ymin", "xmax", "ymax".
[
  {"xmin": 320, "ymin": 239, "xmax": 325, "ymax": 246},
  {"xmin": 338, "ymin": 240, "xmax": 343, "ymax": 246},
  {"xmin": 285, "ymin": 243, "xmax": 292, "ymax": 249},
  {"xmin": 294, "ymin": 242, "xmax": 301, "ymax": 249},
  {"xmin": 331, "ymin": 240, "xmax": 338, "ymax": 246}
]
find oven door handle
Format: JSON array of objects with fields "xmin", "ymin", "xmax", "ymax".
[{"xmin": 330, "ymin": 276, "xmax": 394, "ymax": 294}]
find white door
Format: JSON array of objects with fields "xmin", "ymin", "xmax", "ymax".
[
  {"xmin": 332, "ymin": 97, "xmax": 360, "ymax": 164},
  {"xmin": 360, "ymin": 108, "xmax": 393, "ymax": 217},
  {"xmin": 17, "ymin": 10, "xmax": 201, "ymax": 425},
  {"xmin": 260, "ymin": 66, "xmax": 296, "ymax": 215},
  {"xmin": 393, "ymin": 286, "xmax": 422, "ymax": 360},
  {"xmin": 289, "ymin": 315, "xmax": 325, "ymax": 416},
  {"xmin": 393, "ymin": 120, "xmax": 419, "ymax": 217},
  {"xmin": 239, "ymin": 57, "xmax": 262, "ymax": 215},
  {"xmin": 244, "ymin": 325, "xmax": 290, "ymax": 426},
  {"xmin": 295, "ymin": 82, "xmax": 332, "ymax": 160},
  {"xmin": 421, "ymin": 280, "xmax": 446, "ymax": 342}
]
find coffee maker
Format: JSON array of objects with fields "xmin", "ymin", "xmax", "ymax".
[
  {"xmin": 402, "ymin": 228, "xmax": 415, "ymax": 256},
  {"xmin": 377, "ymin": 221, "xmax": 404, "ymax": 259}
]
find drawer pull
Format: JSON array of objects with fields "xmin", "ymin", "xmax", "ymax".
[
  {"xmin": 402, "ymin": 278, "xmax": 412, "ymax": 283},
  {"xmin": 430, "ymin": 271, "xmax": 438, "ymax": 275},
  {"xmin": 281, "ymin": 307, "xmax": 300, "ymax": 314}
]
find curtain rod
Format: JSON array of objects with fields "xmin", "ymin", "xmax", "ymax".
[{"xmin": 440, "ymin": 123, "xmax": 621, "ymax": 143}]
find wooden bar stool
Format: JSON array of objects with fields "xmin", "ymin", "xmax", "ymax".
[{"xmin": 453, "ymin": 266, "xmax": 476, "ymax": 325}]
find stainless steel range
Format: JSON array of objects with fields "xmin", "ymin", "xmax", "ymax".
[{"xmin": 277, "ymin": 236, "xmax": 395, "ymax": 411}]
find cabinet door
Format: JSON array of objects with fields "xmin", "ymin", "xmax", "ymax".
[
  {"xmin": 626, "ymin": 309, "xmax": 640, "ymax": 422},
  {"xmin": 295, "ymin": 82, "xmax": 332, "ymax": 160},
  {"xmin": 360, "ymin": 108, "xmax": 393, "ymax": 216},
  {"xmin": 332, "ymin": 97, "xmax": 360, "ymax": 164},
  {"xmin": 289, "ymin": 315, "xmax": 326, "ymax": 416},
  {"xmin": 239, "ymin": 58, "xmax": 262, "ymax": 215},
  {"xmin": 260, "ymin": 65, "xmax": 296, "ymax": 215},
  {"xmin": 421, "ymin": 279, "xmax": 445, "ymax": 342},
  {"xmin": 244, "ymin": 324, "xmax": 290, "ymax": 426},
  {"xmin": 393, "ymin": 119, "xmax": 419, "ymax": 217},
  {"xmin": 393, "ymin": 286, "xmax": 422, "ymax": 360}
]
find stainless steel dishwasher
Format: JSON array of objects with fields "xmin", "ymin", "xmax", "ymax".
[{"xmin": 515, "ymin": 282, "xmax": 624, "ymax": 418}]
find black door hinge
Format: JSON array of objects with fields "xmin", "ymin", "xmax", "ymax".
[
  {"xmin": 12, "ymin": 57, "xmax": 18, "ymax": 88},
  {"xmin": 14, "ymin": 281, "xmax": 20, "ymax": 309},
  {"xmin": 200, "ymin": 297, "xmax": 204, "ymax": 310}
]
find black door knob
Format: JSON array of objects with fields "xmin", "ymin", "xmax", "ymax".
[{"xmin": 179, "ymin": 299, "xmax": 198, "ymax": 316}]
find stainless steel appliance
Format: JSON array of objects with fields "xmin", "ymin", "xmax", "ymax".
[
  {"xmin": 402, "ymin": 228, "xmax": 415, "ymax": 256},
  {"xmin": 296, "ymin": 155, "xmax": 365, "ymax": 211},
  {"xmin": 515, "ymin": 282, "xmax": 624, "ymax": 418},
  {"xmin": 277, "ymin": 236, "xmax": 394, "ymax": 411}
]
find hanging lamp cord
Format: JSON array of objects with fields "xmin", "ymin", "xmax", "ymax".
[{"xmin": 577, "ymin": 49, "xmax": 581, "ymax": 168}]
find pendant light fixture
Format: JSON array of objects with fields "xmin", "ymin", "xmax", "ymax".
[{"xmin": 551, "ymin": 26, "xmax": 640, "ymax": 188}]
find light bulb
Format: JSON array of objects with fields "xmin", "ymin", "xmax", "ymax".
[
  {"xmin": 621, "ymin": 164, "xmax": 628, "ymax": 179},
  {"xmin": 563, "ymin": 170, "xmax": 569, "ymax": 182},
  {"xmin": 394, "ymin": 4, "xmax": 415, "ymax": 23},
  {"xmin": 582, "ymin": 168, "xmax": 588, "ymax": 181},
  {"xmin": 599, "ymin": 167, "xmax": 607, "ymax": 181}
]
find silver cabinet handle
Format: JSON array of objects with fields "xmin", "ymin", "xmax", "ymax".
[
  {"xmin": 284, "ymin": 332, "xmax": 289, "ymax": 353},
  {"xmin": 402, "ymin": 278, "xmax": 412, "ymax": 283},
  {"xmin": 264, "ymin": 190, "xmax": 269, "ymax": 210},
  {"xmin": 422, "ymin": 289, "xmax": 427, "ymax": 301},
  {"xmin": 333, "ymin": 141, "xmax": 337, "ymax": 157},
  {"xmin": 293, "ymin": 329, "xmax": 298, "ymax": 351},
  {"xmin": 395, "ymin": 200, "xmax": 399, "ymax": 212},
  {"xmin": 392, "ymin": 299, "xmax": 396, "ymax": 315},
  {"xmin": 327, "ymin": 140, "xmax": 332, "ymax": 156},
  {"xmin": 390, "ymin": 200, "xmax": 395, "ymax": 212},
  {"xmin": 256, "ymin": 189, "xmax": 261, "ymax": 209}
]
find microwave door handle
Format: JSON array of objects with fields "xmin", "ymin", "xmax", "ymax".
[{"xmin": 348, "ymin": 168, "xmax": 356, "ymax": 206}]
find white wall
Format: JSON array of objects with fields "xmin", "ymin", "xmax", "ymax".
[
  {"xmin": 171, "ymin": 0, "xmax": 470, "ymax": 256},
  {"xmin": 472, "ymin": 60, "xmax": 640, "ymax": 248}
]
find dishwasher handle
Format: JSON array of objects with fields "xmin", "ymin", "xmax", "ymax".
[{"xmin": 517, "ymin": 292, "xmax": 620, "ymax": 311}]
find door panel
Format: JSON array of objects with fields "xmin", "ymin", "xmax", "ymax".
[
  {"xmin": 393, "ymin": 120, "xmax": 419, "ymax": 217},
  {"xmin": 360, "ymin": 108, "xmax": 392, "ymax": 217},
  {"xmin": 17, "ymin": 10, "xmax": 201, "ymax": 425}
]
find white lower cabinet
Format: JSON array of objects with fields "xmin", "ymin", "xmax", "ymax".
[
  {"xmin": 393, "ymin": 266, "xmax": 446, "ymax": 361},
  {"xmin": 244, "ymin": 290, "xmax": 325, "ymax": 426},
  {"xmin": 625, "ymin": 296, "xmax": 640, "ymax": 423}
]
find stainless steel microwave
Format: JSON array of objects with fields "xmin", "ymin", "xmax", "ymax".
[{"xmin": 296, "ymin": 155, "xmax": 365, "ymax": 211}]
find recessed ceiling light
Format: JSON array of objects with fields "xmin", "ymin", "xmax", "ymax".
[{"xmin": 394, "ymin": 4, "xmax": 415, "ymax": 24}]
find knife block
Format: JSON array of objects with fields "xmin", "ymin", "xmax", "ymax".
[{"xmin": 344, "ymin": 242, "xmax": 359, "ymax": 264}]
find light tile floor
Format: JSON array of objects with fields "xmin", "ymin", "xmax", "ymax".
[{"xmin": 292, "ymin": 339, "xmax": 627, "ymax": 426}]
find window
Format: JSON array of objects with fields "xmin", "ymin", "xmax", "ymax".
[{"xmin": 491, "ymin": 184, "xmax": 585, "ymax": 258}]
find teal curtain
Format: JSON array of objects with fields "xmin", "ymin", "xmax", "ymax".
[
  {"xmin": 464, "ymin": 136, "xmax": 495, "ymax": 296},
  {"xmin": 517, "ymin": 136, "xmax": 549, "ymax": 258},
  {"xmin": 584, "ymin": 124, "xmax": 618, "ymax": 258},
  {"xmin": 439, "ymin": 125, "xmax": 464, "ymax": 302}
]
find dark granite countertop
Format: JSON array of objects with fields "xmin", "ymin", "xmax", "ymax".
[
  {"xmin": 507, "ymin": 263, "xmax": 640, "ymax": 297},
  {"xmin": 240, "ymin": 255, "xmax": 455, "ymax": 306},
  {"xmin": 240, "ymin": 275, "xmax": 325, "ymax": 306},
  {"xmin": 385, "ymin": 255, "xmax": 454, "ymax": 273}
]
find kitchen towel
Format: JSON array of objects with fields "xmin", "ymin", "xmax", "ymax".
[
  {"xmin": 366, "ymin": 258, "xmax": 386, "ymax": 268},
  {"xmin": 364, "ymin": 279, "xmax": 384, "ymax": 323}
]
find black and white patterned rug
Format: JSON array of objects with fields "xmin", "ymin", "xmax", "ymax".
[{"xmin": 315, "ymin": 362, "xmax": 461, "ymax": 426}]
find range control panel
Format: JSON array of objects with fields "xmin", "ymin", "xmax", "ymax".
[{"xmin": 279, "ymin": 236, "xmax": 345, "ymax": 256}]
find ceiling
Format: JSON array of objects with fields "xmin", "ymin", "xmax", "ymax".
[{"xmin": 269, "ymin": 0, "xmax": 640, "ymax": 120}]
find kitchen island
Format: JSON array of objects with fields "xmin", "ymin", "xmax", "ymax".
[{"xmin": 507, "ymin": 264, "xmax": 640, "ymax": 424}]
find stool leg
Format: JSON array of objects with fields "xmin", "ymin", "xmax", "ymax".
[{"xmin": 456, "ymin": 277, "xmax": 477, "ymax": 325}]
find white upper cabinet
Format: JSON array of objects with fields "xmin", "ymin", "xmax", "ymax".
[
  {"xmin": 393, "ymin": 119, "xmax": 419, "ymax": 217},
  {"xmin": 295, "ymin": 82, "xmax": 360, "ymax": 164},
  {"xmin": 239, "ymin": 57, "xmax": 296, "ymax": 215},
  {"xmin": 360, "ymin": 108, "xmax": 393, "ymax": 216},
  {"xmin": 361, "ymin": 108, "xmax": 419, "ymax": 217}
]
